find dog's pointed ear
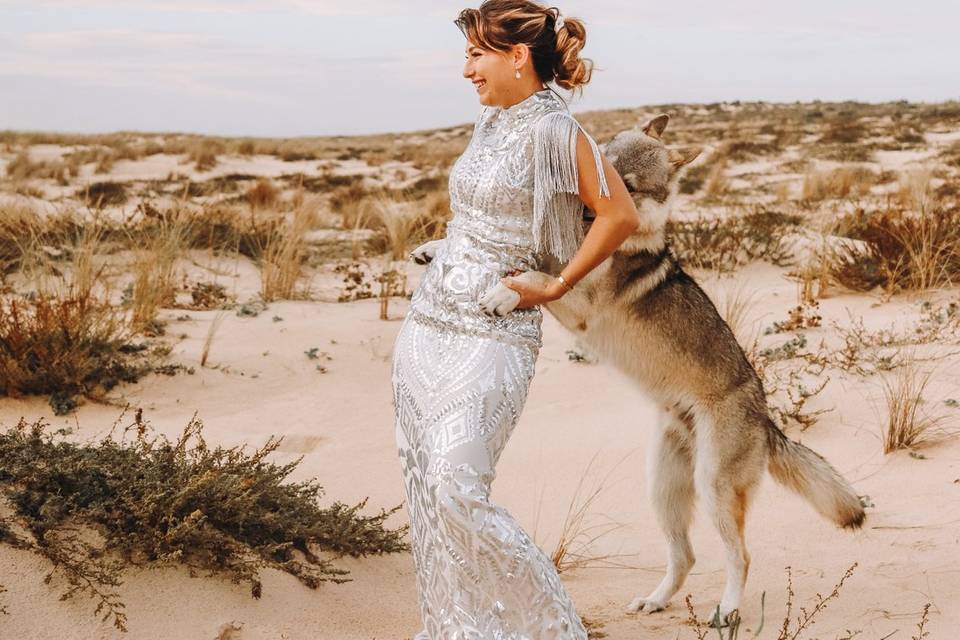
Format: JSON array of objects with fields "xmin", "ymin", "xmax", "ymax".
[
  {"xmin": 668, "ymin": 147, "xmax": 702, "ymax": 170},
  {"xmin": 642, "ymin": 114, "xmax": 670, "ymax": 140}
]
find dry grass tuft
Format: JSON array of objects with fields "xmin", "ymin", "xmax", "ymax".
[
  {"xmin": 125, "ymin": 210, "xmax": 192, "ymax": 333},
  {"xmin": 200, "ymin": 310, "xmax": 228, "ymax": 368},
  {"xmin": 801, "ymin": 166, "xmax": 875, "ymax": 202},
  {"xmin": 897, "ymin": 168, "xmax": 934, "ymax": 211},
  {"xmin": 544, "ymin": 451, "xmax": 635, "ymax": 573},
  {"xmin": 82, "ymin": 181, "xmax": 129, "ymax": 207},
  {"xmin": 704, "ymin": 160, "xmax": 730, "ymax": 199},
  {"xmin": 187, "ymin": 139, "xmax": 223, "ymax": 172},
  {"xmin": 4, "ymin": 151, "xmax": 74, "ymax": 184},
  {"xmin": 818, "ymin": 116, "xmax": 867, "ymax": 145},
  {"xmin": 170, "ymin": 203, "xmax": 272, "ymax": 259},
  {"xmin": 364, "ymin": 194, "xmax": 423, "ymax": 262},
  {"xmin": 245, "ymin": 177, "xmax": 279, "ymax": 211},
  {"xmin": 0, "ymin": 289, "xmax": 156, "ymax": 414},
  {"xmin": 668, "ymin": 208, "xmax": 800, "ymax": 272},
  {"xmin": 258, "ymin": 206, "xmax": 314, "ymax": 302},
  {"xmin": 830, "ymin": 202, "xmax": 960, "ymax": 292},
  {"xmin": 880, "ymin": 363, "xmax": 953, "ymax": 453}
]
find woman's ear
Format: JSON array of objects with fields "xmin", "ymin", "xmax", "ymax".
[{"xmin": 511, "ymin": 43, "xmax": 530, "ymax": 69}]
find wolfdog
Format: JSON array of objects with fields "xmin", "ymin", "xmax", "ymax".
[{"xmin": 409, "ymin": 114, "xmax": 864, "ymax": 623}]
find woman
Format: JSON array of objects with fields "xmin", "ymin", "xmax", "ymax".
[{"xmin": 391, "ymin": 1, "xmax": 642, "ymax": 637}]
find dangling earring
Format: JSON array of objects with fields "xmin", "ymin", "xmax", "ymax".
[{"xmin": 515, "ymin": 69, "xmax": 521, "ymax": 80}]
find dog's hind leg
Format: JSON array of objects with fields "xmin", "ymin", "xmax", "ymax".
[
  {"xmin": 626, "ymin": 405, "xmax": 696, "ymax": 614},
  {"xmin": 694, "ymin": 407, "xmax": 764, "ymax": 625}
]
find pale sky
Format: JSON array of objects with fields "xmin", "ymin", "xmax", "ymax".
[{"xmin": 2, "ymin": 1, "xmax": 958, "ymax": 137}]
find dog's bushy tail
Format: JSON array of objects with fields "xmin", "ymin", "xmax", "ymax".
[{"xmin": 766, "ymin": 420, "xmax": 865, "ymax": 529}]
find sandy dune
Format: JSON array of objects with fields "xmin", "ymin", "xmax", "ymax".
[{"xmin": 1, "ymin": 255, "xmax": 957, "ymax": 640}]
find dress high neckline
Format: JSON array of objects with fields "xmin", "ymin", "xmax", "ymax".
[{"xmin": 499, "ymin": 88, "xmax": 553, "ymax": 114}]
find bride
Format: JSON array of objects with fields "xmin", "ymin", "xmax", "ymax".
[{"xmin": 391, "ymin": 1, "xmax": 642, "ymax": 637}]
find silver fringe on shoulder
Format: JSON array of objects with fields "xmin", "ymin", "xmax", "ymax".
[{"xmin": 531, "ymin": 110, "xmax": 611, "ymax": 263}]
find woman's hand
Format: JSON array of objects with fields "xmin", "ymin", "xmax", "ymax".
[{"xmin": 500, "ymin": 269, "xmax": 565, "ymax": 310}]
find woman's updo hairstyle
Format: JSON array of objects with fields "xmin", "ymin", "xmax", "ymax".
[{"xmin": 454, "ymin": 0, "xmax": 596, "ymax": 96}]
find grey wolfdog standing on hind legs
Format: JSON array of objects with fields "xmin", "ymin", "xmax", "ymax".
[{"xmin": 410, "ymin": 114, "xmax": 865, "ymax": 624}]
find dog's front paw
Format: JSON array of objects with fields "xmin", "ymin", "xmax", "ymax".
[
  {"xmin": 478, "ymin": 282, "xmax": 520, "ymax": 317},
  {"xmin": 625, "ymin": 595, "xmax": 668, "ymax": 615},
  {"xmin": 409, "ymin": 239, "xmax": 444, "ymax": 264}
]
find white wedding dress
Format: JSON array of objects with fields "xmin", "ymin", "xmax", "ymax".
[{"xmin": 391, "ymin": 87, "xmax": 610, "ymax": 640}]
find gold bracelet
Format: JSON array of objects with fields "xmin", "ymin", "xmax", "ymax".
[{"xmin": 557, "ymin": 274, "xmax": 574, "ymax": 292}]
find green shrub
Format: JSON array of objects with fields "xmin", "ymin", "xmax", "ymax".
[{"xmin": 0, "ymin": 411, "xmax": 409, "ymax": 631}]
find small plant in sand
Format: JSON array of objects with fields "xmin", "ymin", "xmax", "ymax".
[
  {"xmin": 81, "ymin": 181, "xmax": 129, "ymax": 207},
  {"xmin": 175, "ymin": 278, "xmax": 232, "ymax": 311},
  {"xmin": 897, "ymin": 168, "xmax": 934, "ymax": 212},
  {"xmin": 539, "ymin": 451, "xmax": 636, "ymax": 573},
  {"xmin": 800, "ymin": 166, "xmax": 875, "ymax": 202},
  {"xmin": 880, "ymin": 362, "xmax": 954, "ymax": 453},
  {"xmin": 684, "ymin": 562, "xmax": 858, "ymax": 639},
  {"xmin": 829, "ymin": 198, "xmax": 960, "ymax": 293},
  {"xmin": 765, "ymin": 300, "xmax": 822, "ymax": 335},
  {"xmin": 334, "ymin": 261, "xmax": 374, "ymax": 302},
  {"xmin": 667, "ymin": 208, "xmax": 799, "ymax": 273},
  {"xmin": 4, "ymin": 151, "xmax": 74, "ymax": 184},
  {"xmin": 0, "ymin": 408, "xmax": 409, "ymax": 632},
  {"xmin": 186, "ymin": 138, "xmax": 223, "ymax": 172},
  {"xmin": 173, "ymin": 203, "xmax": 273, "ymax": 259},
  {"xmin": 0, "ymin": 284, "xmax": 163, "ymax": 415},
  {"xmin": 245, "ymin": 177, "xmax": 279, "ymax": 211},
  {"xmin": 377, "ymin": 267, "xmax": 408, "ymax": 320},
  {"xmin": 787, "ymin": 256, "xmax": 833, "ymax": 305},
  {"xmin": 704, "ymin": 159, "xmax": 730, "ymax": 199},
  {"xmin": 366, "ymin": 193, "xmax": 425, "ymax": 261},
  {"xmin": 330, "ymin": 183, "xmax": 448, "ymax": 259},
  {"xmin": 0, "ymin": 205, "xmax": 107, "ymax": 280},
  {"xmin": 912, "ymin": 602, "xmax": 932, "ymax": 640},
  {"xmin": 766, "ymin": 369, "xmax": 831, "ymax": 431},
  {"xmin": 200, "ymin": 310, "xmax": 228, "ymax": 368}
]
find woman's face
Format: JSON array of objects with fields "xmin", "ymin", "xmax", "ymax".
[{"xmin": 462, "ymin": 41, "xmax": 517, "ymax": 107}]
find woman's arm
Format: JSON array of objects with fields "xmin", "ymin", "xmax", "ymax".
[{"xmin": 504, "ymin": 129, "xmax": 641, "ymax": 309}]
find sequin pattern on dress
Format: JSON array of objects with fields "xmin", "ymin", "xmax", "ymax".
[{"xmin": 392, "ymin": 88, "xmax": 610, "ymax": 640}]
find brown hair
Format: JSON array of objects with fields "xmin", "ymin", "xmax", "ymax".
[{"xmin": 454, "ymin": 1, "xmax": 596, "ymax": 97}]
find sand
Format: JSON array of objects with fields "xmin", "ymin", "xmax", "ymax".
[
  {"xmin": 2, "ymin": 102, "xmax": 959, "ymax": 638},
  {"xmin": 0, "ymin": 253, "xmax": 957, "ymax": 640}
]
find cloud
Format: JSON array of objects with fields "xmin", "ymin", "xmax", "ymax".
[
  {"xmin": 1, "ymin": 28, "xmax": 316, "ymax": 102},
  {"xmin": 20, "ymin": 29, "xmax": 216, "ymax": 51},
  {"xmin": 2, "ymin": 0, "xmax": 455, "ymax": 17}
]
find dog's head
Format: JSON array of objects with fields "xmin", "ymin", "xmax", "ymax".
[{"xmin": 600, "ymin": 114, "xmax": 701, "ymax": 240}]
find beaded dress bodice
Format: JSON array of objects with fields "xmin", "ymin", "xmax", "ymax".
[{"xmin": 408, "ymin": 88, "xmax": 609, "ymax": 350}]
